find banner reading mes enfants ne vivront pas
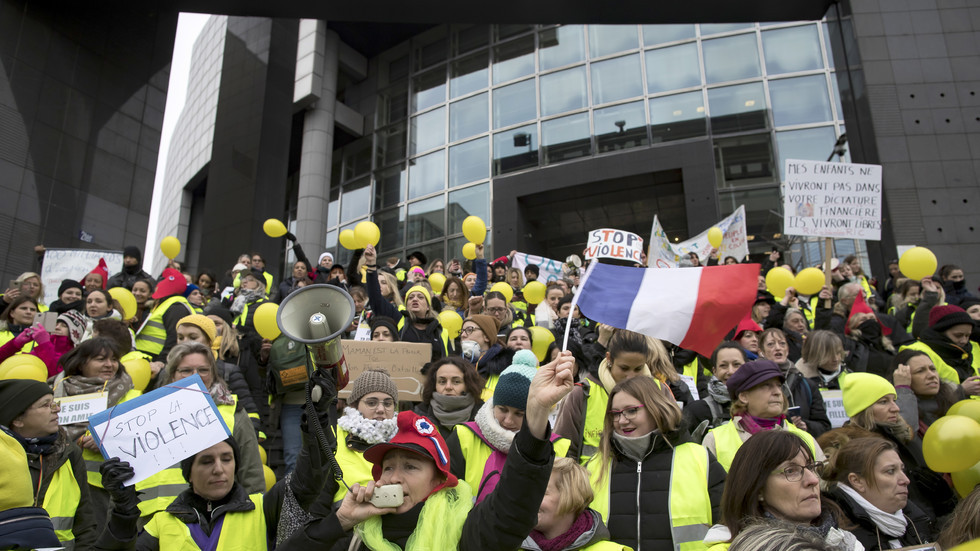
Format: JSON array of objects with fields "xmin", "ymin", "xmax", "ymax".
[{"xmin": 782, "ymin": 159, "xmax": 882, "ymax": 241}]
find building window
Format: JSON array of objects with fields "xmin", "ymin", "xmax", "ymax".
[
  {"xmin": 412, "ymin": 67, "xmax": 447, "ymax": 113},
  {"xmin": 707, "ymin": 82, "xmax": 767, "ymax": 134},
  {"xmin": 542, "ymin": 112, "xmax": 592, "ymax": 164},
  {"xmin": 589, "ymin": 25, "xmax": 638, "ymax": 59},
  {"xmin": 645, "ymin": 42, "xmax": 701, "ymax": 94},
  {"xmin": 493, "ymin": 123, "xmax": 538, "ymax": 175},
  {"xmin": 408, "ymin": 150, "xmax": 446, "ymax": 199},
  {"xmin": 411, "ymin": 106, "xmax": 446, "ymax": 155},
  {"xmin": 590, "ymin": 54, "xmax": 643, "ymax": 105},
  {"xmin": 762, "ymin": 25, "xmax": 823, "ymax": 75},
  {"xmin": 595, "ymin": 101, "xmax": 648, "ymax": 152},
  {"xmin": 769, "ymin": 75, "xmax": 833, "ymax": 127},
  {"xmin": 449, "ymin": 137, "xmax": 489, "ymax": 187},
  {"xmin": 703, "ymin": 33, "xmax": 761, "ymax": 84},
  {"xmin": 450, "ymin": 93, "xmax": 488, "ymax": 142},
  {"xmin": 407, "ymin": 196, "xmax": 447, "ymax": 243},
  {"xmin": 540, "ymin": 66, "xmax": 587, "ymax": 117},
  {"xmin": 642, "ymin": 24, "xmax": 696, "ymax": 46},
  {"xmin": 493, "ymin": 36, "xmax": 535, "ymax": 84},
  {"xmin": 493, "ymin": 78, "xmax": 537, "ymax": 128},
  {"xmin": 539, "ymin": 25, "xmax": 586, "ymax": 71},
  {"xmin": 450, "ymin": 50, "xmax": 489, "ymax": 98},
  {"xmin": 448, "ymin": 183, "xmax": 490, "ymax": 230},
  {"xmin": 648, "ymin": 91, "xmax": 706, "ymax": 142}
]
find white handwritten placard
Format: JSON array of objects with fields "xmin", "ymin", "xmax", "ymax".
[
  {"xmin": 510, "ymin": 252, "xmax": 566, "ymax": 283},
  {"xmin": 87, "ymin": 374, "xmax": 231, "ymax": 486},
  {"xmin": 782, "ymin": 159, "xmax": 883, "ymax": 240},
  {"xmin": 40, "ymin": 248, "xmax": 123, "ymax": 305},
  {"xmin": 820, "ymin": 389, "xmax": 848, "ymax": 428},
  {"xmin": 648, "ymin": 205, "xmax": 749, "ymax": 268},
  {"xmin": 584, "ymin": 229, "xmax": 644, "ymax": 263},
  {"xmin": 56, "ymin": 392, "xmax": 108, "ymax": 425}
]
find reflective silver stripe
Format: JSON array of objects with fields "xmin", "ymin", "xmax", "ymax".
[
  {"xmin": 138, "ymin": 483, "xmax": 188, "ymax": 500},
  {"xmin": 60, "ymin": 540, "xmax": 75, "ymax": 550},
  {"xmin": 581, "ymin": 444, "xmax": 598, "ymax": 457},
  {"xmin": 672, "ymin": 523, "xmax": 709, "ymax": 544},
  {"xmin": 84, "ymin": 459, "xmax": 102, "ymax": 471},
  {"xmin": 49, "ymin": 516, "xmax": 73, "ymax": 530},
  {"xmin": 137, "ymin": 334, "xmax": 166, "ymax": 345}
]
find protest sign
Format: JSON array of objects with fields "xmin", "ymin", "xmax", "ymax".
[
  {"xmin": 584, "ymin": 229, "xmax": 644, "ymax": 263},
  {"xmin": 338, "ymin": 340, "xmax": 430, "ymax": 401},
  {"xmin": 56, "ymin": 392, "xmax": 108, "ymax": 426},
  {"xmin": 87, "ymin": 374, "xmax": 231, "ymax": 486},
  {"xmin": 820, "ymin": 389, "xmax": 848, "ymax": 428},
  {"xmin": 510, "ymin": 252, "xmax": 566, "ymax": 283},
  {"xmin": 648, "ymin": 206, "xmax": 749, "ymax": 268},
  {"xmin": 783, "ymin": 159, "xmax": 882, "ymax": 240},
  {"xmin": 41, "ymin": 248, "xmax": 123, "ymax": 305}
]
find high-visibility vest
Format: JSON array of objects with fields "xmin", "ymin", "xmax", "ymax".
[
  {"xmin": 41, "ymin": 458, "xmax": 82, "ymax": 549},
  {"xmin": 395, "ymin": 307, "xmax": 450, "ymax": 358},
  {"xmin": 82, "ymin": 389, "xmax": 142, "ymax": 488},
  {"xmin": 578, "ymin": 380, "xmax": 610, "ymax": 464},
  {"xmin": 143, "ymin": 493, "xmax": 266, "ymax": 550},
  {"xmin": 480, "ymin": 374, "xmax": 499, "ymax": 403},
  {"xmin": 682, "ymin": 358, "xmax": 711, "ymax": 381},
  {"xmin": 899, "ymin": 340, "xmax": 980, "ymax": 389},
  {"xmin": 0, "ymin": 330, "xmax": 38, "ymax": 353},
  {"xmin": 332, "ymin": 426, "xmax": 378, "ymax": 504},
  {"xmin": 232, "ymin": 299, "xmax": 267, "ymax": 333},
  {"xmin": 587, "ymin": 442, "xmax": 713, "ymax": 551},
  {"xmin": 709, "ymin": 421, "xmax": 816, "ymax": 472},
  {"xmin": 580, "ymin": 542, "xmax": 632, "ymax": 550},
  {"xmin": 136, "ymin": 396, "xmax": 238, "ymax": 518},
  {"xmin": 135, "ymin": 295, "xmax": 192, "ymax": 356}
]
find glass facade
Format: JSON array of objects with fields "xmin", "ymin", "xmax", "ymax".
[{"xmin": 321, "ymin": 22, "xmax": 852, "ymax": 264}]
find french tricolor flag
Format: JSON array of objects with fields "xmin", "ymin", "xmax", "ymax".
[{"xmin": 576, "ymin": 262, "xmax": 760, "ymax": 357}]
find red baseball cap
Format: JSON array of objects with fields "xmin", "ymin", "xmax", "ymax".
[{"xmin": 364, "ymin": 411, "xmax": 457, "ymax": 495}]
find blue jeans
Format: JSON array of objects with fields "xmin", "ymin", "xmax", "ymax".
[{"xmin": 280, "ymin": 403, "xmax": 304, "ymax": 474}]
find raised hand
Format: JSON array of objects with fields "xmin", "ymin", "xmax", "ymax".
[{"xmin": 525, "ymin": 351, "xmax": 576, "ymax": 439}]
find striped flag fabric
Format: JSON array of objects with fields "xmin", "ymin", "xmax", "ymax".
[{"xmin": 576, "ymin": 263, "xmax": 761, "ymax": 357}]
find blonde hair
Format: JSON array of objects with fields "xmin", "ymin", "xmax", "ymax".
[
  {"xmin": 799, "ymin": 330, "xmax": 844, "ymax": 373},
  {"xmin": 645, "ymin": 337, "xmax": 678, "ymax": 382},
  {"xmin": 505, "ymin": 267, "xmax": 524, "ymax": 289},
  {"xmin": 379, "ymin": 271, "xmax": 404, "ymax": 307},
  {"xmin": 14, "ymin": 272, "xmax": 44, "ymax": 300},
  {"xmin": 210, "ymin": 316, "xmax": 240, "ymax": 361},
  {"xmin": 848, "ymin": 406, "xmax": 914, "ymax": 443},
  {"xmin": 550, "ymin": 457, "xmax": 594, "ymax": 517}
]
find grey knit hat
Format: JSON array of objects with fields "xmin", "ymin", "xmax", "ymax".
[{"xmin": 349, "ymin": 369, "xmax": 399, "ymax": 404}]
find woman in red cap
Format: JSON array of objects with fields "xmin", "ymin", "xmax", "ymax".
[
  {"xmin": 134, "ymin": 268, "xmax": 194, "ymax": 388},
  {"xmin": 279, "ymin": 352, "xmax": 577, "ymax": 551},
  {"xmin": 899, "ymin": 303, "xmax": 980, "ymax": 396}
]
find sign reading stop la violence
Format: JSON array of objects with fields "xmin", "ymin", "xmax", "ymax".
[
  {"xmin": 782, "ymin": 159, "xmax": 883, "ymax": 240},
  {"xmin": 87, "ymin": 374, "xmax": 231, "ymax": 486},
  {"xmin": 585, "ymin": 229, "xmax": 644, "ymax": 263}
]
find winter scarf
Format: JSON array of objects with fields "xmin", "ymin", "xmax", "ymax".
[
  {"xmin": 55, "ymin": 372, "xmax": 133, "ymax": 442},
  {"xmin": 337, "ymin": 407, "xmax": 398, "ymax": 445},
  {"xmin": 738, "ymin": 414, "xmax": 787, "ymax": 435},
  {"xmin": 474, "ymin": 399, "xmax": 515, "ymax": 453},
  {"xmin": 919, "ymin": 327, "xmax": 973, "ymax": 372},
  {"xmin": 611, "ymin": 430, "xmax": 656, "ymax": 462},
  {"xmin": 837, "ymin": 483, "xmax": 908, "ymax": 538},
  {"xmin": 528, "ymin": 509, "xmax": 594, "ymax": 551},
  {"xmin": 230, "ymin": 288, "xmax": 265, "ymax": 316},
  {"xmin": 764, "ymin": 509, "xmax": 861, "ymax": 551},
  {"xmin": 8, "ymin": 428, "xmax": 59, "ymax": 456},
  {"xmin": 597, "ymin": 358, "xmax": 653, "ymax": 393},
  {"xmin": 208, "ymin": 380, "xmax": 235, "ymax": 407},
  {"xmin": 706, "ymin": 377, "xmax": 731, "ymax": 406},
  {"xmin": 429, "ymin": 392, "xmax": 475, "ymax": 429}
]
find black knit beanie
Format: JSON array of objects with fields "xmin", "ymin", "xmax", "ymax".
[
  {"xmin": 0, "ymin": 380, "xmax": 54, "ymax": 428},
  {"xmin": 57, "ymin": 279, "xmax": 84, "ymax": 298},
  {"xmin": 181, "ymin": 436, "xmax": 241, "ymax": 483}
]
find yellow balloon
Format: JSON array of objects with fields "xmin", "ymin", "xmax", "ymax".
[
  {"xmin": 258, "ymin": 445, "xmax": 268, "ymax": 465},
  {"xmin": 461, "ymin": 216, "xmax": 486, "ymax": 244},
  {"xmin": 765, "ymin": 267, "xmax": 795, "ymax": 297},
  {"xmin": 160, "ymin": 236, "xmax": 181, "ymax": 259},
  {"xmin": 263, "ymin": 464, "xmax": 276, "ymax": 492},
  {"xmin": 923, "ymin": 415, "xmax": 980, "ymax": 473},
  {"xmin": 948, "ymin": 399, "xmax": 980, "ymax": 425},
  {"xmin": 899, "ymin": 246, "xmax": 937, "ymax": 280},
  {"xmin": 794, "ymin": 267, "xmax": 825, "ymax": 296},
  {"xmin": 263, "ymin": 218, "xmax": 287, "ymax": 238},
  {"xmin": 429, "ymin": 273, "xmax": 446, "ymax": 294},
  {"xmin": 462, "ymin": 242, "xmax": 477, "ymax": 260},
  {"xmin": 339, "ymin": 229, "xmax": 359, "ymax": 250},
  {"xmin": 254, "ymin": 302, "xmax": 281, "ymax": 341},
  {"xmin": 707, "ymin": 227, "xmax": 723, "ymax": 248},
  {"xmin": 522, "ymin": 281, "xmax": 546, "ymax": 304},
  {"xmin": 528, "ymin": 326, "xmax": 555, "ymax": 363},
  {"xmin": 438, "ymin": 310, "xmax": 463, "ymax": 339},
  {"xmin": 489, "ymin": 282, "xmax": 514, "ymax": 303},
  {"xmin": 948, "ymin": 539, "xmax": 980, "ymax": 551},
  {"xmin": 122, "ymin": 358, "xmax": 151, "ymax": 391},
  {"xmin": 0, "ymin": 355, "xmax": 47, "ymax": 382},
  {"xmin": 108, "ymin": 287, "xmax": 137, "ymax": 320},
  {"xmin": 354, "ymin": 221, "xmax": 381, "ymax": 248},
  {"xmin": 952, "ymin": 459, "xmax": 980, "ymax": 499}
]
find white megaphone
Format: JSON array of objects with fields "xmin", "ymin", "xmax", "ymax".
[{"xmin": 277, "ymin": 284, "xmax": 356, "ymax": 390}]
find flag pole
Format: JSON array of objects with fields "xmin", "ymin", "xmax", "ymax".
[{"xmin": 563, "ymin": 260, "xmax": 598, "ymax": 351}]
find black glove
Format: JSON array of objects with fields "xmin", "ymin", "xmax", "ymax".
[{"xmin": 100, "ymin": 458, "xmax": 138, "ymax": 511}]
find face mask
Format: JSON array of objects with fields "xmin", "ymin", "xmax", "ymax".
[
  {"xmin": 460, "ymin": 340, "xmax": 482, "ymax": 363},
  {"xmin": 858, "ymin": 319, "xmax": 881, "ymax": 340},
  {"xmin": 952, "ymin": 280, "xmax": 966, "ymax": 291}
]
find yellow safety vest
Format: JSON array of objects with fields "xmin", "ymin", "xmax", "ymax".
[
  {"xmin": 42, "ymin": 458, "xmax": 82, "ymax": 549},
  {"xmin": 480, "ymin": 374, "xmax": 499, "ymax": 402},
  {"xmin": 136, "ymin": 397, "xmax": 238, "ymax": 518},
  {"xmin": 709, "ymin": 421, "xmax": 816, "ymax": 472},
  {"xmin": 898, "ymin": 340, "xmax": 980, "ymax": 387},
  {"xmin": 143, "ymin": 493, "xmax": 266, "ymax": 550},
  {"xmin": 454, "ymin": 423, "xmax": 571, "ymax": 497},
  {"xmin": 395, "ymin": 307, "xmax": 451, "ymax": 358},
  {"xmin": 332, "ymin": 426, "xmax": 378, "ymax": 504},
  {"xmin": 0, "ymin": 330, "xmax": 38, "ymax": 353},
  {"xmin": 682, "ymin": 358, "xmax": 711, "ymax": 381},
  {"xmin": 579, "ymin": 380, "xmax": 610, "ymax": 464},
  {"xmin": 83, "ymin": 389, "xmax": 143, "ymax": 488},
  {"xmin": 356, "ymin": 481, "xmax": 472, "ymax": 551},
  {"xmin": 580, "ymin": 542, "xmax": 632, "ymax": 551},
  {"xmin": 135, "ymin": 295, "xmax": 192, "ymax": 356},
  {"xmin": 587, "ymin": 442, "xmax": 713, "ymax": 551}
]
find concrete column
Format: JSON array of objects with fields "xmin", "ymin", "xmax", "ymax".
[{"xmin": 295, "ymin": 23, "xmax": 340, "ymax": 259}]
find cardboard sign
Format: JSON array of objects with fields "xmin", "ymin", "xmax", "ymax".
[
  {"xmin": 40, "ymin": 248, "xmax": 124, "ymax": 306},
  {"xmin": 87, "ymin": 374, "xmax": 231, "ymax": 486},
  {"xmin": 510, "ymin": 252, "xmax": 566, "ymax": 283},
  {"xmin": 338, "ymin": 340, "xmax": 430, "ymax": 401},
  {"xmin": 584, "ymin": 229, "xmax": 644, "ymax": 263},
  {"xmin": 648, "ymin": 206, "xmax": 749, "ymax": 268},
  {"xmin": 783, "ymin": 159, "xmax": 883, "ymax": 240},
  {"xmin": 820, "ymin": 389, "xmax": 848, "ymax": 428},
  {"xmin": 56, "ymin": 392, "xmax": 108, "ymax": 425}
]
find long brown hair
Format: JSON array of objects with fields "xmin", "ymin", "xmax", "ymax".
[
  {"xmin": 822, "ymin": 437, "xmax": 898, "ymax": 493},
  {"xmin": 938, "ymin": 486, "xmax": 980, "ymax": 548},
  {"xmin": 421, "ymin": 356, "xmax": 485, "ymax": 405}
]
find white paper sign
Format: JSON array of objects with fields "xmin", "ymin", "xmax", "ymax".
[
  {"xmin": 584, "ymin": 228, "xmax": 644, "ymax": 263},
  {"xmin": 510, "ymin": 252, "xmax": 566, "ymax": 283},
  {"xmin": 648, "ymin": 206, "xmax": 749, "ymax": 268},
  {"xmin": 87, "ymin": 374, "xmax": 231, "ymax": 486},
  {"xmin": 679, "ymin": 374, "xmax": 700, "ymax": 402},
  {"xmin": 782, "ymin": 159, "xmax": 883, "ymax": 240},
  {"xmin": 40, "ymin": 248, "xmax": 123, "ymax": 305},
  {"xmin": 56, "ymin": 392, "xmax": 108, "ymax": 425},
  {"xmin": 820, "ymin": 389, "xmax": 848, "ymax": 428}
]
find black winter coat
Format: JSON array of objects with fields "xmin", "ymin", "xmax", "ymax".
[
  {"xmin": 780, "ymin": 364, "xmax": 832, "ymax": 437},
  {"xmin": 602, "ymin": 431, "xmax": 726, "ymax": 551},
  {"xmin": 827, "ymin": 486, "xmax": 936, "ymax": 551}
]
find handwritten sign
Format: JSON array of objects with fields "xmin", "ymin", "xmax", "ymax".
[
  {"xmin": 40, "ymin": 248, "xmax": 123, "ymax": 305},
  {"xmin": 56, "ymin": 392, "xmax": 108, "ymax": 425},
  {"xmin": 679, "ymin": 374, "xmax": 699, "ymax": 402},
  {"xmin": 87, "ymin": 374, "xmax": 231, "ymax": 486},
  {"xmin": 648, "ymin": 206, "xmax": 749, "ymax": 268},
  {"xmin": 820, "ymin": 389, "xmax": 848, "ymax": 428},
  {"xmin": 338, "ymin": 340, "xmax": 430, "ymax": 401},
  {"xmin": 510, "ymin": 252, "xmax": 566, "ymax": 283},
  {"xmin": 585, "ymin": 229, "xmax": 644, "ymax": 263},
  {"xmin": 783, "ymin": 159, "xmax": 883, "ymax": 240}
]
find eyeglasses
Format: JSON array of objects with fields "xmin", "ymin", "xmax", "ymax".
[
  {"xmin": 486, "ymin": 307, "xmax": 507, "ymax": 314},
  {"xmin": 362, "ymin": 398, "xmax": 395, "ymax": 410},
  {"xmin": 609, "ymin": 405, "xmax": 645, "ymax": 421},
  {"xmin": 33, "ymin": 399, "xmax": 60, "ymax": 411},
  {"xmin": 772, "ymin": 461, "xmax": 824, "ymax": 482},
  {"xmin": 461, "ymin": 326, "xmax": 481, "ymax": 336}
]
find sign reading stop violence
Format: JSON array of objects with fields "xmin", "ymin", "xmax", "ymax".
[{"xmin": 585, "ymin": 228, "xmax": 644, "ymax": 263}]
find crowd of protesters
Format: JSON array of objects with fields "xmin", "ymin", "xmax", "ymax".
[{"xmin": 0, "ymin": 239, "xmax": 978, "ymax": 551}]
